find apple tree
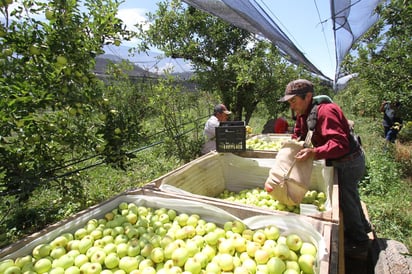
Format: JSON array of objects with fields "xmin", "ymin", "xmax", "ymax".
[
  {"xmin": 135, "ymin": 0, "xmax": 295, "ymax": 124},
  {"xmin": 339, "ymin": 0, "xmax": 411, "ymax": 121},
  {"xmin": 0, "ymin": 0, "xmax": 134, "ymax": 201}
]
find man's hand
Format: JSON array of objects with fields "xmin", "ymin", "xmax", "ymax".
[{"xmin": 295, "ymin": 148, "xmax": 315, "ymax": 161}]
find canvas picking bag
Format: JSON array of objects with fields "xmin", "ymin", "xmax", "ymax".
[{"xmin": 264, "ymin": 140, "xmax": 313, "ymax": 206}]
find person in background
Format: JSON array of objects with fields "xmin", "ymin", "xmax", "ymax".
[
  {"xmin": 201, "ymin": 104, "xmax": 231, "ymax": 154},
  {"xmin": 277, "ymin": 79, "xmax": 371, "ymax": 259},
  {"xmin": 262, "ymin": 117, "xmax": 289, "ymax": 134},
  {"xmin": 274, "ymin": 117, "xmax": 289, "ymax": 133},
  {"xmin": 380, "ymin": 100, "xmax": 402, "ymax": 144}
]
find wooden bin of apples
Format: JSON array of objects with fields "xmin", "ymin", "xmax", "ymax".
[
  {"xmin": 232, "ymin": 133, "xmax": 292, "ymax": 158},
  {"xmin": 150, "ymin": 151, "xmax": 339, "ymax": 224},
  {"xmin": 0, "ymin": 189, "xmax": 338, "ymax": 274}
]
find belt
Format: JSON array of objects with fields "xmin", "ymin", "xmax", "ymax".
[{"xmin": 333, "ymin": 148, "xmax": 363, "ymax": 163}]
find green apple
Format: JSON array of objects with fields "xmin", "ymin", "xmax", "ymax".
[
  {"xmin": 283, "ymin": 269, "xmax": 300, "ymax": 274},
  {"xmin": 90, "ymin": 249, "xmax": 106, "ymax": 264},
  {"xmin": 166, "ymin": 209, "xmax": 177, "ymax": 221},
  {"xmin": 175, "ymin": 213, "xmax": 189, "ymax": 226},
  {"xmin": 138, "ymin": 258, "xmax": 154, "ymax": 270},
  {"xmin": 140, "ymin": 243, "xmax": 153, "ymax": 258},
  {"xmin": 125, "ymin": 213, "xmax": 137, "ymax": 225},
  {"xmin": 32, "ymin": 243, "xmax": 52, "ymax": 259},
  {"xmin": 264, "ymin": 225, "xmax": 280, "ymax": 240},
  {"xmin": 90, "ymin": 229, "xmax": 103, "ymax": 241},
  {"xmin": 286, "ymin": 260, "xmax": 301, "ymax": 272},
  {"xmin": 33, "ymin": 258, "xmax": 52, "ymax": 273},
  {"xmin": 86, "ymin": 246, "xmax": 102, "ymax": 259},
  {"xmin": 298, "ymin": 254, "xmax": 316, "ymax": 274},
  {"xmin": 254, "ymin": 248, "xmax": 270, "ymax": 264},
  {"xmin": 204, "ymin": 222, "xmax": 217, "ymax": 233},
  {"xmin": 51, "ymin": 236, "xmax": 69, "ymax": 249},
  {"xmin": 116, "ymin": 243, "xmax": 129, "ymax": 258},
  {"xmin": 56, "ymin": 55, "xmax": 68, "ymax": 66},
  {"xmin": 150, "ymin": 247, "xmax": 164, "ymax": 264},
  {"xmin": 85, "ymin": 262, "xmax": 102, "ymax": 274},
  {"xmin": 205, "ymin": 261, "xmax": 220, "ymax": 273},
  {"xmin": 14, "ymin": 255, "xmax": 33, "ymax": 268},
  {"xmin": 300, "ymin": 242, "xmax": 317, "ymax": 257},
  {"xmin": 45, "ymin": 9, "xmax": 54, "ymax": 20},
  {"xmin": 50, "ymin": 246, "xmax": 67, "ymax": 259},
  {"xmin": 114, "ymin": 234, "xmax": 128, "ymax": 245},
  {"xmin": 233, "ymin": 233, "xmax": 247, "ymax": 253},
  {"xmin": 204, "ymin": 231, "xmax": 219, "ymax": 246},
  {"xmin": 101, "ymin": 235, "xmax": 114, "ymax": 244},
  {"xmin": 49, "ymin": 267, "xmax": 65, "ymax": 274},
  {"xmin": 52, "ymin": 254, "xmax": 74, "ymax": 269},
  {"xmin": 274, "ymin": 243, "xmax": 290, "ymax": 260},
  {"xmin": 67, "ymin": 239, "xmax": 81, "ymax": 251},
  {"xmin": 104, "ymin": 253, "xmax": 120, "ymax": 269},
  {"xmin": 171, "ymin": 247, "xmax": 189, "ymax": 267},
  {"xmin": 267, "ymin": 257, "xmax": 286, "ymax": 274},
  {"xmin": 183, "ymin": 257, "xmax": 201, "ymax": 274},
  {"xmin": 186, "ymin": 214, "xmax": 199, "ymax": 227},
  {"xmin": 256, "ymin": 264, "xmax": 269, "ymax": 273},
  {"xmin": 218, "ymin": 253, "xmax": 234, "ymax": 272},
  {"xmin": 246, "ymin": 241, "xmax": 260, "ymax": 258},
  {"xmin": 231, "ymin": 220, "xmax": 246, "ymax": 234},
  {"xmin": 277, "ymin": 235, "xmax": 287, "ymax": 245},
  {"xmin": 193, "ymin": 252, "xmax": 208, "ymax": 268},
  {"xmin": 242, "ymin": 258, "xmax": 257, "ymax": 274},
  {"xmin": 218, "ymin": 238, "xmax": 235, "ymax": 255},
  {"xmin": 4, "ymin": 265, "xmax": 21, "ymax": 274},
  {"xmin": 286, "ymin": 233, "xmax": 303, "ymax": 252},
  {"xmin": 252, "ymin": 229, "xmax": 267, "ymax": 245},
  {"xmin": 234, "ymin": 266, "xmax": 250, "ymax": 274},
  {"xmin": 184, "ymin": 240, "xmax": 199, "ymax": 257},
  {"xmin": 0, "ymin": 259, "xmax": 15, "ymax": 273},
  {"xmin": 201, "ymin": 244, "xmax": 216, "ymax": 261},
  {"xmin": 65, "ymin": 265, "xmax": 81, "ymax": 274},
  {"xmin": 74, "ymin": 254, "xmax": 89, "ymax": 268},
  {"xmin": 242, "ymin": 229, "xmax": 254, "ymax": 241},
  {"xmin": 74, "ymin": 228, "xmax": 88, "ymax": 240},
  {"xmin": 119, "ymin": 256, "xmax": 139, "ymax": 273}
]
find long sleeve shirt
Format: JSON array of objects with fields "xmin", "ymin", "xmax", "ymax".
[
  {"xmin": 292, "ymin": 102, "xmax": 351, "ymax": 160},
  {"xmin": 201, "ymin": 115, "xmax": 220, "ymax": 154}
]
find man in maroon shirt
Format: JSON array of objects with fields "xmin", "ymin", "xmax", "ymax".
[{"xmin": 278, "ymin": 79, "xmax": 371, "ymax": 259}]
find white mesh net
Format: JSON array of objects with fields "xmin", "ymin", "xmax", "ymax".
[{"xmin": 183, "ymin": 0, "xmax": 382, "ymax": 85}]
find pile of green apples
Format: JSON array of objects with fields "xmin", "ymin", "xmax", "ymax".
[
  {"xmin": 217, "ymin": 188, "xmax": 327, "ymax": 213},
  {"xmin": 246, "ymin": 138, "xmax": 285, "ymax": 151},
  {"xmin": 0, "ymin": 202, "xmax": 319, "ymax": 274}
]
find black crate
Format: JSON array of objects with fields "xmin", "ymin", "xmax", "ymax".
[{"xmin": 215, "ymin": 121, "xmax": 246, "ymax": 152}]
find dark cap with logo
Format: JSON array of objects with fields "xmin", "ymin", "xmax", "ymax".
[{"xmin": 278, "ymin": 79, "xmax": 314, "ymax": 102}]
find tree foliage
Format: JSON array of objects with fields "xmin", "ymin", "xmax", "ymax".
[
  {"xmin": 340, "ymin": 0, "xmax": 411, "ymax": 121},
  {"xmin": 135, "ymin": 0, "xmax": 306, "ymax": 124},
  {"xmin": 0, "ymin": 0, "xmax": 134, "ymax": 200}
]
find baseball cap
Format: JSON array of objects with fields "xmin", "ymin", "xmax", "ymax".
[
  {"xmin": 214, "ymin": 104, "xmax": 232, "ymax": 115},
  {"xmin": 278, "ymin": 79, "xmax": 314, "ymax": 102}
]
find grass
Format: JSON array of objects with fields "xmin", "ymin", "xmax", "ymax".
[{"xmin": 1, "ymin": 105, "xmax": 411, "ymax": 254}]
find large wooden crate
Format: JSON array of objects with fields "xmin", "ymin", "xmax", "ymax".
[
  {"xmin": 0, "ymin": 188, "xmax": 339, "ymax": 274},
  {"xmin": 149, "ymin": 151, "xmax": 340, "ymax": 223}
]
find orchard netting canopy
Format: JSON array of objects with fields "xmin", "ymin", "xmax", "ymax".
[{"xmin": 182, "ymin": 0, "xmax": 383, "ymax": 85}]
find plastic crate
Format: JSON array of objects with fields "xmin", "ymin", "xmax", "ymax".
[{"xmin": 215, "ymin": 121, "xmax": 246, "ymax": 152}]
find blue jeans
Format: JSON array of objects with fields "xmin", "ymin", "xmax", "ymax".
[{"xmin": 332, "ymin": 149, "xmax": 369, "ymax": 243}]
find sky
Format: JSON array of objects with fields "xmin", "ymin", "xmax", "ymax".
[{"xmin": 111, "ymin": 0, "xmax": 337, "ymax": 79}]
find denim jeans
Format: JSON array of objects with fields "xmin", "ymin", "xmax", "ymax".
[{"xmin": 332, "ymin": 149, "xmax": 369, "ymax": 243}]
